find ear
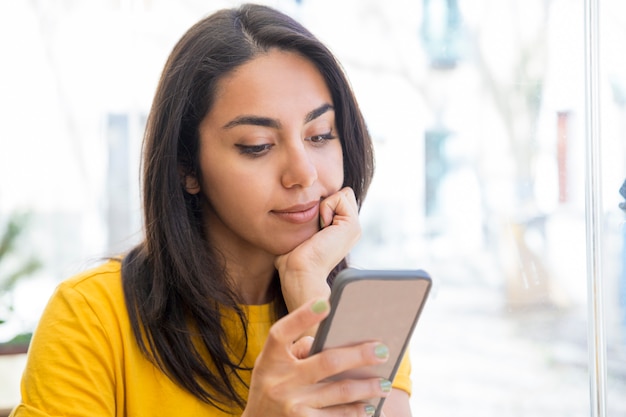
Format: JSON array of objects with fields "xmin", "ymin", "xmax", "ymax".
[{"xmin": 184, "ymin": 174, "xmax": 201, "ymax": 195}]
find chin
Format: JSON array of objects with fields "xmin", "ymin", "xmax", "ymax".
[{"xmin": 270, "ymin": 229, "xmax": 317, "ymax": 256}]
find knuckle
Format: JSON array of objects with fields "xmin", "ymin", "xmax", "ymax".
[
  {"xmin": 371, "ymin": 378, "xmax": 385, "ymax": 395},
  {"xmin": 318, "ymin": 351, "xmax": 342, "ymax": 373},
  {"xmin": 361, "ymin": 344, "xmax": 375, "ymax": 364},
  {"xmin": 267, "ymin": 325, "xmax": 283, "ymax": 342},
  {"xmin": 287, "ymin": 400, "xmax": 309, "ymax": 417},
  {"xmin": 267, "ymin": 385, "xmax": 307, "ymax": 417},
  {"xmin": 338, "ymin": 404, "xmax": 362, "ymax": 417},
  {"xmin": 336, "ymin": 379, "xmax": 356, "ymax": 400},
  {"xmin": 266, "ymin": 382, "xmax": 283, "ymax": 401}
]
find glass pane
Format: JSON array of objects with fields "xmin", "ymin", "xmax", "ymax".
[
  {"xmin": 351, "ymin": 0, "xmax": 586, "ymax": 414},
  {"xmin": 1, "ymin": 0, "xmax": 625, "ymax": 415},
  {"xmin": 342, "ymin": 0, "xmax": 623, "ymax": 415},
  {"xmin": 600, "ymin": 1, "xmax": 626, "ymax": 414}
]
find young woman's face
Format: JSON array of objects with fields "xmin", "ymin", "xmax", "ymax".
[{"xmin": 190, "ymin": 50, "xmax": 344, "ymax": 258}]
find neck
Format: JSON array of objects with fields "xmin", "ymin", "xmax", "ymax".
[
  {"xmin": 203, "ymin": 208, "xmax": 277, "ymax": 305},
  {"xmin": 222, "ymin": 250, "xmax": 277, "ymax": 305}
]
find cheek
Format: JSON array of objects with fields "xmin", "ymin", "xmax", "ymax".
[
  {"xmin": 203, "ymin": 157, "xmax": 276, "ymax": 218},
  {"xmin": 321, "ymin": 146, "xmax": 344, "ymax": 191},
  {"xmin": 203, "ymin": 167, "xmax": 261, "ymax": 209}
]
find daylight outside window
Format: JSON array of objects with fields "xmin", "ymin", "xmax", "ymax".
[{"xmin": 0, "ymin": 1, "xmax": 625, "ymax": 415}]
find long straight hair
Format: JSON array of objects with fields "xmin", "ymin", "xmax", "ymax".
[{"xmin": 122, "ymin": 3, "xmax": 375, "ymax": 411}]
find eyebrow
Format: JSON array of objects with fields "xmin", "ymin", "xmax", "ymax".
[
  {"xmin": 222, "ymin": 103, "xmax": 334, "ymax": 130},
  {"xmin": 305, "ymin": 103, "xmax": 334, "ymax": 123}
]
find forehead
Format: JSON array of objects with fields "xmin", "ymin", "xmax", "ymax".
[{"xmin": 208, "ymin": 49, "xmax": 334, "ymax": 122}]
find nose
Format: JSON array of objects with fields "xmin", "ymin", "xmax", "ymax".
[{"xmin": 280, "ymin": 142, "xmax": 318, "ymax": 189}]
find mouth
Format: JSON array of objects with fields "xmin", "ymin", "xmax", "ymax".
[{"xmin": 271, "ymin": 201, "xmax": 320, "ymax": 224}]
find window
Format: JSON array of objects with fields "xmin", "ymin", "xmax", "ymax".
[{"xmin": 0, "ymin": 1, "xmax": 624, "ymax": 415}]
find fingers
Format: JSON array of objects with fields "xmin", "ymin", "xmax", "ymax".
[
  {"xmin": 283, "ymin": 375, "xmax": 389, "ymax": 417},
  {"xmin": 249, "ymin": 303, "xmax": 392, "ymax": 417},
  {"xmin": 306, "ymin": 401, "xmax": 381, "ymax": 417},
  {"xmin": 312, "ymin": 378, "xmax": 392, "ymax": 409},
  {"xmin": 263, "ymin": 298, "xmax": 330, "ymax": 357},
  {"xmin": 304, "ymin": 341, "xmax": 390, "ymax": 384},
  {"xmin": 274, "ymin": 187, "xmax": 361, "ymax": 317},
  {"xmin": 312, "ymin": 187, "xmax": 361, "ymax": 273},
  {"xmin": 319, "ymin": 187, "xmax": 359, "ymax": 230},
  {"xmin": 294, "ymin": 376, "xmax": 390, "ymax": 417},
  {"xmin": 291, "ymin": 336, "xmax": 315, "ymax": 359}
]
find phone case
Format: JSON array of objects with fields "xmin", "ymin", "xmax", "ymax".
[{"xmin": 309, "ymin": 268, "xmax": 432, "ymax": 416}]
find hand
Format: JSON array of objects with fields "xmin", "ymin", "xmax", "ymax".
[
  {"xmin": 275, "ymin": 187, "xmax": 361, "ymax": 315},
  {"xmin": 242, "ymin": 298, "xmax": 392, "ymax": 417}
]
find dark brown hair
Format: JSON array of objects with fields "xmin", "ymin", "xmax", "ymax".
[{"xmin": 122, "ymin": 3, "xmax": 374, "ymax": 411}]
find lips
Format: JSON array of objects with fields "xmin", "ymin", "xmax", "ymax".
[{"xmin": 271, "ymin": 201, "xmax": 320, "ymax": 224}]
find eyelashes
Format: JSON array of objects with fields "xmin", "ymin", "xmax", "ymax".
[
  {"xmin": 307, "ymin": 131, "xmax": 337, "ymax": 143},
  {"xmin": 236, "ymin": 130, "xmax": 337, "ymax": 157},
  {"xmin": 236, "ymin": 143, "xmax": 273, "ymax": 156}
]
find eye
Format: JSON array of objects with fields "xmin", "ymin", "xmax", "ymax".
[
  {"xmin": 235, "ymin": 143, "xmax": 273, "ymax": 157},
  {"xmin": 306, "ymin": 131, "xmax": 337, "ymax": 144}
]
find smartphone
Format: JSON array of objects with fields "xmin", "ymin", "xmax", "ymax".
[{"xmin": 309, "ymin": 268, "xmax": 432, "ymax": 415}]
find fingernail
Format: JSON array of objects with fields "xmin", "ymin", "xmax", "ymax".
[
  {"xmin": 364, "ymin": 404, "xmax": 376, "ymax": 416},
  {"xmin": 311, "ymin": 299, "xmax": 329, "ymax": 314},
  {"xmin": 374, "ymin": 343, "xmax": 389, "ymax": 360},
  {"xmin": 379, "ymin": 379, "xmax": 392, "ymax": 393},
  {"xmin": 319, "ymin": 216, "xmax": 325, "ymax": 229}
]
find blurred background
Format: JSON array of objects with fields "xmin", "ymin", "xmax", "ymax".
[{"xmin": 1, "ymin": 0, "xmax": 625, "ymax": 415}]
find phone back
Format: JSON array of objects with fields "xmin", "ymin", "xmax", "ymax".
[
  {"xmin": 308, "ymin": 268, "xmax": 431, "ymax": 417},
  {"xmin": 311, "ymin": 269, "xmax": 431, "ymax": 381}
]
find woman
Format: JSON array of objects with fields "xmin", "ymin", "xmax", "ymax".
[{"xmin": 11, "ymin": 4, "xmax": 412, "ymax": 416}]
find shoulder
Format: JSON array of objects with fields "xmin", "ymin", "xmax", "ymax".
[
  {"xmin": 32, "ymin": 258, "xmax": 131, "ymax": 353},
  {"xmin": 60, "ymin": 258, "xmax": 123, "ymax": 292},
  {"xmin": 51, "ymin": 259, "xmax": 126, "ymax": 318}
]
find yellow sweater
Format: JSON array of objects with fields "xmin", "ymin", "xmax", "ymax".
[{"xmin": 11, "ymin": 260, "xmax": 411, "ymax": 416}]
